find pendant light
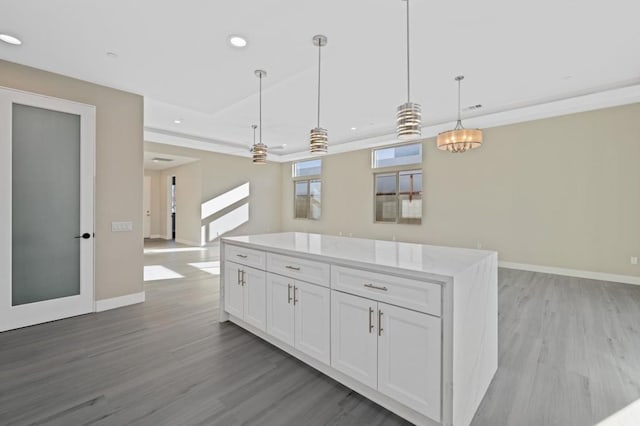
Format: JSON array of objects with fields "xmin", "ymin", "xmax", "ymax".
[
  {"xmin": 396, "ymin": 0, "xmax": 421, "ymax": 139},
  {"xmin": 310, "ymin": 34, "xmax": 328, "ymax": 154},
  {"xmin": 251, "ymin": 70, "xmax": 268, "ymax": 164},
  {"xmin": 436, "ymin": 75, "xmax": 483, "ymax": 153}
]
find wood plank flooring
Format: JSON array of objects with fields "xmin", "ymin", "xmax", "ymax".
[{"xmin": 1, "ymin": 240, "xmax": 639, "ymax": 425}]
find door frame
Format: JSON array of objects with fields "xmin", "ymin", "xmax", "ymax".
[{"xmin": 0, "ymin": 86, "xmax": 96, "ymax": 332}]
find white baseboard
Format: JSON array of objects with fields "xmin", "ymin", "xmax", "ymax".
[
  {"xmin": 175, "ymin": 238, "xmax": 203, "ymax": 247},
  {"xmin": 95, "ymin": 291, "xmax": 146, "ymax": 312},
  {"xmin": 498, "ymin": 261, "xmax": 640, "ymax": 286},
  {"xmin": 150, "ymin": 234, "xmax": 166, "ymax": 239}
]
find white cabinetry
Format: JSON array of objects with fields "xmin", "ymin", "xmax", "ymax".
[
  {"xmin": 331, "ymin": 290, "xmax": 441, "ymax": 421},
  {"xmin": 224, "ymin": 261, "xmax": 266, "ymax": 331},
  {"xmin": 266, "ymin": 272, "xmax": 330, "ymax": 364},
  {"xmin": 220, "ymin": 233, "xmax": 498, "ymax": 426},
  {"xmin": 378, "ymin": 302, "xmax": 441, "ymax": 422},
  {"xmin": 330, "ymin": 290, "xmax": 377, "ymax": 388}
]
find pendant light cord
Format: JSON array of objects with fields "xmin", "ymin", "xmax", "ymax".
[
  {"xmin": 259, "ymin": 73, "xmax": 263, "ymax": 144},
  {"xmin": 317, "ymin": 40, "xmax": 322, "ymax": 127},
  {"xmin": 457, "ymin": 77, "xmax": 461, "ymax": 123},
  {"xmin": 406, "ymin": 0, "xmax": 411, "ymax": 103}
]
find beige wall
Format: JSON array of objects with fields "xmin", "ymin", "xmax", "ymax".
[
  {"xmin": 145, "ymin": 142, "xmax": 282, "ymax": 243},
  {"xmin": 281, "ymin": 103, "xmax": 640, "ymax": 278},
  {"xmin": 0, "ymin": 59, "xmax": 144, "ymax": 300}
]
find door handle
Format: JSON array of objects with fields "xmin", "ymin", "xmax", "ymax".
[
  {"xmin": 364, "ymin": 283, "xmax": 388, "ymax": 291},
  {"xmin": 368, "ymin": 307, "xmax": 374, "ymax": 334},
  {"xmin": 287, "ymin": 283, "xmax": 292, "ymax": 304},
  {"xmin": 74, "ymin": 233, "xmax": 91, "ymax": 239},
  {"xmin": 378, "ymin": 310, "xmax": 384, "ymax": 336}
]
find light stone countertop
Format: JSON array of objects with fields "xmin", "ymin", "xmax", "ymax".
[{"xmin": 223, "ymin": 232, "xmax": 497, "ymax": 280}]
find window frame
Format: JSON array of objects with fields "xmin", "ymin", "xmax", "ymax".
[
  {"xmin": 372, "ymin": 142, "xmax": 423, "ymax": 225},
  {"xmin": 293, "ymin": 160, "xmax": 322, "ymax": 220},
  {"xmin": 371, "ymin": 142, "xmax": 423, "ymax": 169}
]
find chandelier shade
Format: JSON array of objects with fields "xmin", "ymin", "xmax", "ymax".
[{"xmin": 437, "ymin": 75, "xmax": 482, "ymax": 153}]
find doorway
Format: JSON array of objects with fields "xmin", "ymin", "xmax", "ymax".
[
  {"xmin": 0, "ymin": 88, "xmax": 95, "ymax": 332},
  {"xmin": 167, "ymin": 175, "xmax": 176, "ymax": 241}
]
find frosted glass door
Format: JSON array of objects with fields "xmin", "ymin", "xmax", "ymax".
[
  {"xmin": 0, "ymin": 88, "xmax": 95, "ymax": 332},
  {"xmin": 12, "ymin": 104, "xmax": 81, "ymax": 305}
]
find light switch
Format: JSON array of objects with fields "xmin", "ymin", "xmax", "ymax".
[{"xmin": 112, "ymin": 221, "xmax": 133, "ymax": 232}]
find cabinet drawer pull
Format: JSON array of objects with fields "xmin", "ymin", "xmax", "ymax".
[
  {"xmin": 237, "ymin": 270, "xmax": 241, "ymax": 285},
  {"xmin": 364, "ymin": 283, "xmax": 388, "ymax": 291},
  {"xmin": 236, "ymin": 254, "xmax": 248, "ymax": 258},
  {"xmin": 368, "ymin": 307, "xmax": 374, "ymax": 334},
  {"xmin": 241, "ymin": 270, "xmax": 246, "ymax": 286},
  {"xmin": 293, "ymin": 285, "xmax": 298, "ymax": 305},
  {"xmin": 378, "ymin": 310, "xmax": 384, "ymax": 336},
  {"xmin": 287, "ymin": 283, "xmax": 292, "ymax": 304},
  {"xmin": 286, "ymin": 265, "xmax": 301, "ymax": 271}
]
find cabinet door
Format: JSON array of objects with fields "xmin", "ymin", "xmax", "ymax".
[
  {"xmin": 330, "ymin": 291, "xmax": 377, "ymax": 389},
  {"xmin": 377, "ymin": 302, "xmax": 441, "ymax": 422},
  {"xmin": 266, "ymin": 273, "xmax": 295, "ymax": 346},
  {"xmin": 294, "ymin": 281, "xmax": 330, "ymax": 365},
  {"xmin": 243, "ymin": 266, "xmax": 266, "ymax": 331},
  {"xmin": 224, "ymin": 261, "xmax": 243, "ymax": 318}
]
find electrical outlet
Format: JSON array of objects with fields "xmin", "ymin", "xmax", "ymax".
[{"xmin": 631, "ymin": 256, "xmax": 638, "ymax": 265}]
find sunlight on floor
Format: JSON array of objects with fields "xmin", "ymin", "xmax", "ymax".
[
  {"xmin": 144, "ymin": 247, "xmax": 207, "ymax": 254},
  {"xmin": 188, "ymin": 261, "xmax": 220, "ymax": 275},
  {"xmin": 144, "ymin": 265, "xmax": 185, "ymax": 281},
  {"xmin": 597, "ymin": 398, "xmax": 640, "ymax": 426}
]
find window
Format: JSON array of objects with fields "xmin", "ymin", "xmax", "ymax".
[
  {"xmin": 293, "ymin": 159, "xmax": 322, "ymax": 220},
  {"xmin": 375, "ymin": 170, "xmax": 422, "ymax": 224},
  {"xmin": 372, "ymin": 143, "xmax": 422, "ymax": 168}
]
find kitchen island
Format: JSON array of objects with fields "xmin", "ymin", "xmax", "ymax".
[{"xmin": 219, "ymin": 232, "xmax": 497, "ymax": 426}]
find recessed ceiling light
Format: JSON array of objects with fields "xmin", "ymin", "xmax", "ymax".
[
  {"xmin": 229, "ymin": 35, "xmax": 248, "ymax": 48},
  {"xmin": 0, "ymin": 34, "xmax": 22, "ymax": 45},
  {"xmin": 350, "ymin": 127, "xmax": 357, "ymax": 130},
  {"xmin": 173, "ymin": 119, "xmax": 182, "ymax": 124}
]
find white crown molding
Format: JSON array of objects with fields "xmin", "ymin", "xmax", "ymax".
[
  {"xmin": 499, "ymin": 261, "xmax": 640, "ymax": 286},
  {"xmin": 144, "ymin": 127, "xmax": 284, "ymax": 161},
  {"xmin": 146, "ymin": 84, "xmax": 640, "ymax": 163},
  {"xmin": 95, "ymin": 291, "xmax": 146, "ymax": 312}
]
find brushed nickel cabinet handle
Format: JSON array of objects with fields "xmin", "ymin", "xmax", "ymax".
[
  {"xmin": 378, "ymin": 310, "xmax": 383, "ymax": 336},
  {"xmin": 236, "ymin": 254, "xmax": 248, "ymax": 258},
  {"xmin": 286, "ymin": 265, "xmax": 301, "ymax": 271},
  {"xmin": 293, "ymin": 286, "xmax": 298, "ymax": 305},
  {"xmin": 368, "ymin": 307, "xmax": 374, "ymax": 334},
  {"xmin": 237, "ymin": 270, "xmax": 241, "ymax": 285},
  {"xmin": 241, "ymin": 270, "xmax": 246, "ymax": 286},
  {"xmin": 364, "ymin": 283, "xmax": 388, "ymax": 291},
  {"xmin": 287, "ymin": 283, "xmax": 292, "ymax": 304}
]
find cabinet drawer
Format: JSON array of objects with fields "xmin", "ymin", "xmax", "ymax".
[
  {"xmin": 225, "ymin": 244, "xmax": 266, "ymax": 270},
  {"xmin": 331, "ymin": 266, "xmax": 441, "ymax": 317},
  {"xmin": 267, "ymin": 253, "xmax": 330, "ymax": 287}
]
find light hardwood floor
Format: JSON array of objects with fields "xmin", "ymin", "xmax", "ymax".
[{"xmin": 1, "ymin": 240, "xmax": 639, "ymax": 425}]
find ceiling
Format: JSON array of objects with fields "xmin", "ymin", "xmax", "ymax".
[
  {"xmin": 143, "ymin": 151, "xmax": 197, "ymax": 171},
  {"xmin": 2, "ymin": 0, "xmax": 640, "ymax": 159}
]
